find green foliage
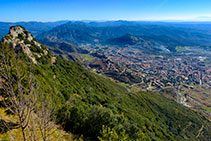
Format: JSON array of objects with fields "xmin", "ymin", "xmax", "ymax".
[
  {"xmin": 0, "ymin": 43, "xmax": 32, "ymax": 98},
  {"xmin": 98, "ymin": 125, "xmax": 150, "ymax": 141},
  {"xmin": 176, "ymin": 46, "xmax": 190, "ymax": 52},
  {"xmin": 33, "ymin": 38, "xmax": 38, "ymax": 42},
  {"xmin": 30, "ymin": 42, "xmax": 43, "ymax": 53},
  {"xmin": 4, "ymin": 35, "xmax": 12, "ymax": 40},
  {"xmin": 201, "ymin": 106, "xmax": 211, "ymax": 112},
  {"xmin": 0, "ymin": 40, "xmax": 210, "ymax": 141},
  {"xmin": 1, "ymin": 135, "xmax": 10, "ymax": 141},
  {"xmin": 98, "ymin": 125, "xmax": 129, "ymax": 141},
  {"xmin": 35, "ymin": 56, "xmax": 211, "ymax": 140},
  {"xmin": 23, "ymin": 30, "xmax": 28, "ymax": 34},
  {"xmin": 36, "ymin": 55, "xmax": 50, "ymax": 64},
  {"xmin": 41, "ymin": 44, "xmax": 47, "ymax": 50},
  {"xmin": 24, "ymin": 39, "xmax": 31, "ymax": 44},
  {"xmin": 18, "ymin": 33, "xmax": 24, "ymax": 40}
]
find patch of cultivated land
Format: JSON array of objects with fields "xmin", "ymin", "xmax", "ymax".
[{"xmin": 181, "ymin": 85, "xmax": 211, "ymax": 118}]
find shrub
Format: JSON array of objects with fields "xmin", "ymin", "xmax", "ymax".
[
  {"xmin": 24, "ymin": 39, "xmax": 31, "ymax": 44},
  {"xmin": 18, "ymin": 33, "xmax": 24, "ymax": 40},
  {"xmin": 98, "ymin": 125, "xmax": 129, "ymax": 141},
  {"xmin": 30, "ymin": 45, "xmax": 43, "ymax": 53}
]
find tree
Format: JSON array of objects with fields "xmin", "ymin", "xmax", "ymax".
[
  {"xmin": 33, "ymin": 94, "xmax": 56, "ymax": 141},
  {"xmin": 0, "ymin": 43, "xmax": 37, "ymax": 141},
  {"xmin": 0, "ymin": 43, "xmax": 57, "ymax": 141}
]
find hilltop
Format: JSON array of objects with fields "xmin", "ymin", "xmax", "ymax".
[{"xmin": 2, "ymin": 26, "xmax": 50, "ymax": 64}]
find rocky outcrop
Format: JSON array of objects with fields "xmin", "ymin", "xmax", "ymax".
[{"xmin": 2, "ymin": 26, "xmax": 49, "ymax": 64}]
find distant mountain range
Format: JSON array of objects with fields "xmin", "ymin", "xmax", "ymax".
[
  {"xmin": 1, "ymin": 20, "xmax": 211, "ymax": 53},
  {"xmin": 37, "ymin": 21, "xmax": 211, "ymax": 52},
  {"xmin": 0, "ymin": 20, "xmax": 69, "ymax": 38}
]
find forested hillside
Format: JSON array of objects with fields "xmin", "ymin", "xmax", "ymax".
[{"xmin": 0, "ymin": 26, "xmax": 210, "ymax": 140}]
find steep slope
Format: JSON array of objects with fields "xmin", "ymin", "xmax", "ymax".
[
  {"xmin": 38, "ymin": 39, "xmax": 88, "ymax": 55},
  {"xmin": 0, "ymin": 26, "xmax": 210, "ymax": 140}
]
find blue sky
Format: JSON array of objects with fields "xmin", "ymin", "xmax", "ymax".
[{"xmin": 1, "ymin": 0, "xmax": 211, "ymax": 22}]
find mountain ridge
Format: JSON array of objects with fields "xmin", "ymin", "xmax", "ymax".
[{"xmin": 37, "ymin": 21, "xmax": 211, "ymax": 52}]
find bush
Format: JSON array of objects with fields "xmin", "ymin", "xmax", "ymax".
[
  {"xmin": 98, "ymin": 125, "xmax": 129, "ymax": 141},
  {"xmin": 24, "ymin": 39, "xmax": 31, "ymax": 44},
  {"xmin": 18, "ymin": 33, "xmax": 24, "ymax": 40},
  {"xmin": 30, "ymin": 45, "xmax": 43, "ymax": 53}
]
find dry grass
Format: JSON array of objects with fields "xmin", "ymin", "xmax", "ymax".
[{"xmin": 0, "ymin": 97, "xmax": 74, "ymax": 141}]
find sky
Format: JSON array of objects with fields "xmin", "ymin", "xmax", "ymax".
[{"xmin": 1, "ymin": 0, "xmax": 211, "ymax": 22}]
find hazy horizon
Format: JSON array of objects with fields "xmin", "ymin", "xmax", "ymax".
[{"xmin": 1, "ymin": 18, "xmax": 211, "ymax": 23}]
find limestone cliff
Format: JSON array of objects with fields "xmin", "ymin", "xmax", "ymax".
[{"xmin": 2, "ymin": 26, "xmax": 49, "ymax": 64}]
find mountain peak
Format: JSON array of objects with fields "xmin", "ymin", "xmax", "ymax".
[
  {"xmin": 9, "ymin": 25, "xmax": 27, "ymax": 34},
  {"xmin": 4, "ymin": 25, "xmax": 34, "ymax": 43},
  {"xmin": 2, "ymin": 26, "xmax": 49, "ymax": 64}
]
